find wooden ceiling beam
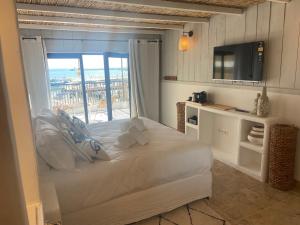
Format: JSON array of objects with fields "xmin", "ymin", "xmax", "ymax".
[
  {"xmin": 18, "ymin": 15, "xmax": 183, "ymax": 30},
  {"xmin": 16, "ymin": 3, "xmax": 209, "ymax": 24},
  {"xmin": 96, "ymin": 0, "xmax": 244, "ymax": 15},
  {"xmin": 18, "ymin": 23, "xmax": 164, "ymax": 34}
]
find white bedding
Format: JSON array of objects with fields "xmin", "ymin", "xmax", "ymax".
[{"xmin": 39, "ymin": 118, "xmax": 213, "ymax": 216}]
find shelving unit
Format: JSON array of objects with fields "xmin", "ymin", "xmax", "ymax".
[{"xmin": 185, "ymin": 101, "xmax": 278, "ymax": 182}]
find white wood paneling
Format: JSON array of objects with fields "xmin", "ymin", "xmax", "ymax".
[
  {"xmin": 295, "ymin": 24, "xmax": 300, "ymax": 89},
  {"xmin": 161, "ymin": 0, "xmax": 300, "ymax": 92},
  {"xmin": 215, "ymin": 15, "xmax": 226, "ymax": 46},
  {"xmin": 200, "ymin": 23, "xmax": 209, "ymax": 82},
  {"xmin": 280, "ymin": 0, "xmax": 300, "ymax": 88},
  {"xmin": 194, "ymin": 24, "xmax": 202, "ymax": 82},
  {"xmin": 245, "ymin": 5, "xmax": 258, "ymax": 42},
  {"xmin": 208, "ymin": 16, "xmax": 217, "ymax": 82},
  {"xmin": 225, "ymin": 14, "xmax": 246, "ymax": 45},
  {"xmin": 266, "ymin": 3, "xmax": 285, "ymax": 87}
]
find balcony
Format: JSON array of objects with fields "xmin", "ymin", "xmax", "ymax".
[{"xmin": 49, "ymin": 79, "xmax": 130, "ymax": 123}]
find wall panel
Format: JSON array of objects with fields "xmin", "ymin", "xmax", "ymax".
[
  {"xmin": 245, "ymin": 5, "xmax": 258, "ymax": 42},
  {"xmin": 266, "ymin": 3, "xmax": 285, "ymax": 87},
  {"xmin": 161, "ymin": 1, "xmax": 300, "ymax": 92},
  {"xmin": 280, "ymin": 0, "xmax": 300, "ymax": 88}
]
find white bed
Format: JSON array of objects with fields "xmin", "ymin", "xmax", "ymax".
[{"xmin": 39, "ymin": 118, "xmax": 213, "ymax": 225}]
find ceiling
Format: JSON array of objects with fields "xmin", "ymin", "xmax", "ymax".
[{"xmin": 16, "ymin": 0, "xmax": 289, "ymax": 34}]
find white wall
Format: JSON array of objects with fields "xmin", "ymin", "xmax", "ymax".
[
  {"xmin": 160, "ymin": 81, "xmax": 300, "ymax": 181},
  {"xmin": 0, "ymin": 0, "xmax": 40, "ymax": 222},
  {"xmin": 160, "ymin": 0, "xmax": 300, "ymax": 181}
]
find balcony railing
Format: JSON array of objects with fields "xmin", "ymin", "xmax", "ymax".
[{"xmin": 49, "ymin": 79, "xmax": 130, "ymax": 122}]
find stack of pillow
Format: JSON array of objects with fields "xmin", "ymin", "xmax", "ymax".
[
  {"xmin": 34, "ymin": 109, "xmax": 110, "ymax": 172},
  {"xmin": 116, "ymin": 117, "xmax": 149, "ymax": 148}
]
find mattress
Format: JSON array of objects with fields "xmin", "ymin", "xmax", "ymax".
[{"xmin": 39, "ymin": 118, "xmax": 213, "ymax": 216}]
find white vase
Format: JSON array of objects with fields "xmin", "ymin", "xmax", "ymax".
[{"xmin": 257, "ymin": 86, "xmax": 270, "ymax": 117}]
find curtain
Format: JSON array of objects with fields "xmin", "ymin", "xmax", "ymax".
[
  {"xmin": 128, "ymin": 39, "xmax": 160, "ymax": 121},
  {"xmin": 21, "ymin": 36, "xmax": 50, "ymax": 117}
]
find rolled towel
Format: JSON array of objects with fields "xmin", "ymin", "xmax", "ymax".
[
  {"xmin": 116, "ymin": 132, "xmax": 136, "ymax": 148},
  {"xmin": 128, "ymin": 126, "xmax": 149, "ymax": 145},
  {"xmin": 120, "ymin": 117, "xmax": 146, "ymax": 132}
]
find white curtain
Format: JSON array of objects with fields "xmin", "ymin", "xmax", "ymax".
[
  {"xmin": 128, "ymin": 39, "xmax": 160, "ymax": 121},
  {"xmin": 21, "ymin": 36, "xmax": 50, "ymax": 117}
]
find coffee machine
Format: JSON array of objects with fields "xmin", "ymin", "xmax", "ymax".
[{"xmin": 193, "ymin": 91, "xmax": 207, "ymax": 104}]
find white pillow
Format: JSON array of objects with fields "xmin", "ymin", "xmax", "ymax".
[
  {"xmin": 120, "ymin": 117, "xmax": 146, "ymax": 132},
  {"xmin": 35, "ymin": 119, "xmax": 76, "ymax": 171},
  {"xmin": 128, "ymin": 126, "xmax": 149, "ymax": 145},
  {"xmin": 35, "ymin": 108, "xmax": 59, "ymax": 128},
  {"xmin": 115, "ymin": 132, "xmax": 137, "ymax": 148}
]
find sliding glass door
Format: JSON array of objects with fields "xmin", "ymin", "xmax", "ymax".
[
  {"xmin": 47, "ymin": 53, "xmax": 130, "ymax": 123},
  {"xmin": 107, "ymin": 54, "xmax": 130, "ymax": 120},
  {"xmin": 47, "ymin": 57, "xmax": 86, "ymax": 122}
]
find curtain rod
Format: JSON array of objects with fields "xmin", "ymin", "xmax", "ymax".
[{"xmin": 42, "ymin": 38, "xmax": 161, "ymax": 42}]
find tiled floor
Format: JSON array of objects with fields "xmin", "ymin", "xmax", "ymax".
[{"xmin": 209, "ymin": 160, "xmax": 300, "ymax": 225}]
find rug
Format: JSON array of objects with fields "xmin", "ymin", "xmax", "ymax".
[{"xmin": 131, "ymin": 199, "xmax": 230, "ymax": 225}]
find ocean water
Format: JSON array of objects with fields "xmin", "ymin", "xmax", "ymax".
[{"xmin": 49, "ymin": 68, "xmax": 128, "ymax": 82}]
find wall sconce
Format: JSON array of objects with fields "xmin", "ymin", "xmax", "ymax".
[{"xmin": 178, "ymin": 31, "xmax": 193, "ymax": 52}]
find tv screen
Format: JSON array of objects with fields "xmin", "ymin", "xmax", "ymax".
[{"xmin": 213, "ymin": 41, "xmax": 264, "ymax": 81}]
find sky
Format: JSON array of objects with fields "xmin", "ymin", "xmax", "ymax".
[{"xmin": 47, "ymin": 55, "xmax": 127, "ymax": 69}]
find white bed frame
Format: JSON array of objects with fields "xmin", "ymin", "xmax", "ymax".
[{"xmin": 62, "ymin": 172, "xmax": 212, "ymax": 225}]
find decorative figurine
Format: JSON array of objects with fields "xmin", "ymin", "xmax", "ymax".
[
  {"xmin": 257, "ymin": 86, "xmax": 270, "ymax": 117},
  {"xmin": 251, "ymin": 93, "xmax": 261, "ymax": 115}
]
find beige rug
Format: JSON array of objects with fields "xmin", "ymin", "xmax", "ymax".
[{"xmin": 131, "ymin": 199, "xmax": 230, "ymax": 225}]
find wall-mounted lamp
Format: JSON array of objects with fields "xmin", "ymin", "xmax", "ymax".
[{"xmin": 178, "ymin": 31, "xmax": 193, "ymax": 52}]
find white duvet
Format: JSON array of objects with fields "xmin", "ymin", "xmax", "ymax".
[{"xmin": 39, "ymin": 118, "xmax": 213, "ymax": 215}]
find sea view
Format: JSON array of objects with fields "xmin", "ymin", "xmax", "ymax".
[{"xmin": 49, "ymin": 68, "xmax": 128, "ymax": 82}]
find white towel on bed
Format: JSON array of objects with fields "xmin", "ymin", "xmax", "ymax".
[{"xmin": 128, "ymin": 126, "xmax": 149, "ymax": 145}]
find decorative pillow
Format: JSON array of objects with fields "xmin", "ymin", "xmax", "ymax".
[
  {"xmin": 72, "ymin": 116, "xmax": 90, "ymax": 136},
  {"xmin": 35, "ymin": 119, "xmax": 76, "ymax": 171},
  {"xmin": 57, "ymin": 109, "xmax": 74, "ymax": 129},
  {"xmin": 59, "ymin": 122, "xmax": 110, "ymax": 161},
  {"xmin": 120, "ymin": 117, "xmax": 146, "ymax": 132}
]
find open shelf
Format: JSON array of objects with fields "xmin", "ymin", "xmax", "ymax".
[
  {"xmin": 239, "ymin": 141, "xmax": 263, "ymax": 153},
  {"xmin": 186, "ymin": 122, "xmax": 198, "ymax": 130},
  {"xmin": 238, "ymin": 146, "xmax": 262, "ymax": 176}
]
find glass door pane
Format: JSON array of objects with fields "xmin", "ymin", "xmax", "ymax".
[
  {"xmin": 82, "ymin": 55, "xmax": 108, "ymax": 123},
  {"xmin": 47, "ymin": 58, "xmax": 86, "ymax": 122},
  {"xmin": 108, "ymin": 56, "xmax": 130, "ymax": 120}
]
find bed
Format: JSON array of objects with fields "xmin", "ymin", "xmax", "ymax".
[{"xmin": 39, "ymin": 117, "xmax": 213, "ymax": 225}]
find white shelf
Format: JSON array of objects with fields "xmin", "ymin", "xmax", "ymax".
[
  {"xmin": 186, "ymin": 122, "xmax": 198, "ymax": 130},
  {"xmin": 239, "ymin": 141, "xmax": 263, "ymax": 153},
  {"xmin": 185, "ymin": 100, "xmax": 278, "ymax": 182}
]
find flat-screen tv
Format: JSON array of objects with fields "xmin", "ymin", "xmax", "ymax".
[{"xmin": 213, "ymin": 41, "xmax": 264, "ymax": 81}]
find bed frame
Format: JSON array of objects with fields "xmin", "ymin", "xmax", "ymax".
[{"xmin": 62, "ymin": 172, "xmax": 212, "ymax": 225}]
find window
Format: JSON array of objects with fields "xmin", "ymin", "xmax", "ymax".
[{"xmin": 47, "ymin": 53, "xmax": 130, "ymax": 123}]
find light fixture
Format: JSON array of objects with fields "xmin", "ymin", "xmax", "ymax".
[{"xmin": 178, "ymin": 31, "xmax": 193, "ymax": 52}]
